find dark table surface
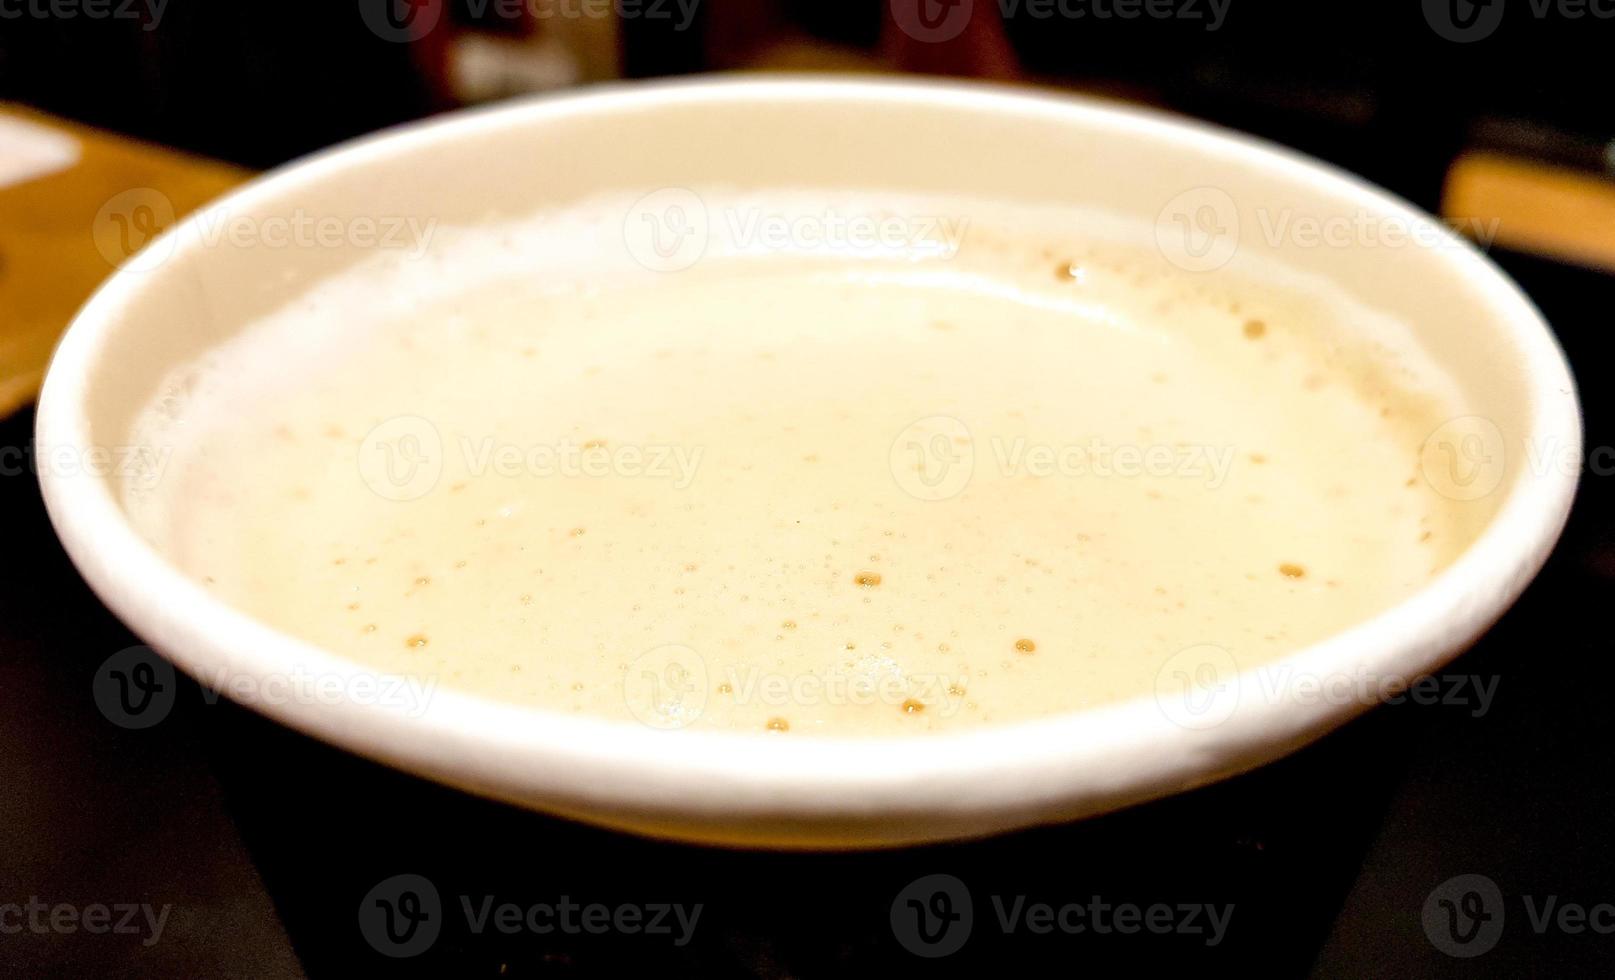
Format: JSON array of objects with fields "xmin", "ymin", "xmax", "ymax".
[{"xmin": 3, "ymin": 247, "xmax": 1612, "ymax": 978}]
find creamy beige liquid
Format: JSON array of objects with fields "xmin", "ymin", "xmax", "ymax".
[{"xmin": 126, "ymin": 191, "xmax": 1476, "ymax": 735}]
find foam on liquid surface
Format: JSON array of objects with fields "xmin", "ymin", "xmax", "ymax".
[{"xmin": 125, "ymin": 190, "xmax": 1476, "ymax": 735}]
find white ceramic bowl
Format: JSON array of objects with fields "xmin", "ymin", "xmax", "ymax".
[{"xmin": 37, "ymin": 77, "xmax": 1580, "ymax": 848}]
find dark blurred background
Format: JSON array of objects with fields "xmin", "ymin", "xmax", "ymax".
[
  {"xmin": 4, "ymin": 1, "xmax": 1614, "ymax": 213},
  {"xmin": 4, "ymin": 2, "xmax": 1615, "ymax": 978}
]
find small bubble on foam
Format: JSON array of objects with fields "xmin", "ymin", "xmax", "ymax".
[
  {"xmin": 854, "ymin": 572, "xmax": 883, "ymax": 588},
  {"xmin": 406, "ymin": 634, "xmax": 430, "ymax": 648},
  {"xmin": 766, "ymin": 717, "xmax": 790, "ymax": 732},
  {"xmin": 1279, "ymin": 563, "xmax": 1307, "ymax": 579},
  {"xmin": 1243, "ymin": 319, "xmax": 1267, "ymax": 340},
  {"xmin": 901, "ymin": 699, "xmax": 926, "ymax": 715},
  {"xmin": 1014, "ymin": 638, "xmax": 1037, "ymax": 654}
]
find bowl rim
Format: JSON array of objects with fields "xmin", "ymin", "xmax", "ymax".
[{"xmin": 35, "ymin": 74, "xmax": 1582, "ymax": 847}]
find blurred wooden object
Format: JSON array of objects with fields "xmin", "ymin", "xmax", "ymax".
[
  {"xmin": 0, "ymin": 105, "xmax": 249, "ymax": 417},
  {"xmin": 737, "ymin": 37, "xmax": 894, "ymax": 73},
  {"xmin": 1443, "ymin": 151, "xmax": 1615, "ymax": 273},
  {"xmin": 881, "ymin": 0, "xmax": 1019, "ymax": 79}
]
